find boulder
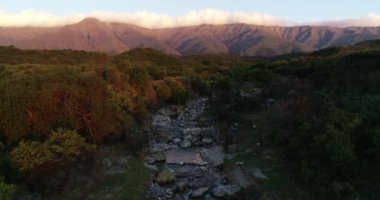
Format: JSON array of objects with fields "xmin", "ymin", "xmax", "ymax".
[
  {"xmin": 228, "ymin": 167, "xmax": 253, "ymax": 189},
  {"xmin": 199, "ymin": 127, "xmax": 216, "ymax": 138},
  {"xmin": 250, "ymin": 168, "xmax": 269, "ymax": 179},
  {"xmin": 179, "ymin": 139, "xmax": 192, "ymax": 148},
  {"xmin": 191, "ymin": 187, "xmax": 209, "ymax": 198},
  {"xmin": 212, "ymin": 185, "xmax": 241, "ymax": 197},
  {"xmin": 176, "ymin": 181, "xmax": 188, "ymax": 193},
  {"xmin": 166, "ymin": 149, "xmax": 206, "ymax": 165},
  {"xmin": 202, "ymin": 138, "xmax": 213, "ymax": 145},
  {"xmin": 201, "ymin": 146, "xmax": 225, "ymax": 167}
]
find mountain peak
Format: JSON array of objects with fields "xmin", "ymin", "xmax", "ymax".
[{"xmin": 77, "ymin": 18, "xmax": 103, "ymax": 25}]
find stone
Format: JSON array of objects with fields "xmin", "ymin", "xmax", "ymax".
[
  {"xmin": 101, "ymin": 158, "xmax": 112, "ymax": 168},
  {"xmin": 157, "ymin": 170, "xmax": 176, "ymax": 184},
  {"xmin": 166, "ymin": 188, "xmax": 174, "ymax": 198},
  {"xmin": 152, "ymin": 152, "xmax": 166, "ymax": 162},
  {"xmin": 228, "ymin": 167, "xmax": 252, "ymax": 189},
  {"xmin": 212, "ymin": 185, "xmax": 241, "ymax": 197},
  {"xmin": 144, "ymin": 162, "xmax": 159, "ymax": 171},
  {"xmin": 179, "ymin": 139, "xmax": 192, "ymax": 148},
  {"xmin": 177, "ymin": 181, "xmax": 188, "ymax": 193},
  {"xmin": 191, "ymin": 187, "xmax": 209, "ymax": 198},
  {"xmin": 183, "ymin": 127, "xmax": 202, "ymax": 136},
  {"xmin": 226, "ymin": 144, "xmax": 238, "ymax": 153},
  {"xmin": 202, "ymin": 138, "xmax": 213, "ymax": 145},
  {"xmin": 199, "ymin": 127, "xmax": 216, "ymax": 138},
  {"xmin": 250, "ymin": 168, "xmax": 269, "ymax": 179},
  {"xmin": 152, "ymin": 115, "xmax": 171, "ymax": 125},
  {"xmin": 166, "ymin": 149, "xmax": 206, "ymax": 165},
  {"xmin": 151, "ymin": 143, "xmax": 172, "ymax": 152},
  {"xmin": 172, "ymin": 138, "xmax": 182, "ymax": 144},
  {"xmin": 105, "ymin": 166, "xmax": 127, "ymax": 175},
  {"xmin": 201, "ymin": 146, "xmax": 225, "ymax": 167},
  {"xmin": 174, "ymin": 166, "xmax": 203, "ymax": 178}
]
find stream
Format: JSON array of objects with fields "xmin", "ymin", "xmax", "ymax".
[{"xmin": 144, "ymin": 98, "xmax": 252, "ymax": 200}]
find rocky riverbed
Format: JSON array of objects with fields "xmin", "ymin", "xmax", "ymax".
[{"xmin": 144, "ymin": 98, "xmax": 255, "ymax": 200}]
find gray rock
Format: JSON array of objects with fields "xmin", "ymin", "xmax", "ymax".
[
  {"xmin": 228, "ymin": 167, "xmax": 252, "ymax": 189},
  {"xmin": 151, "ymin": 143, "xmax": 172, "ymax": 152},
  {"xmin": 105, "ymin": 166, "xmax": 127, "ymax": 175},
  {"xmin": 201, "ymin": 146, "xmax": 225, "ymax": 167},
  {"xmin": 152, "ymin": 152, "xmax": 166, "ymax": 162},
  {"xmin": 191, "ymin": 187, "xmax": 209, "ymax": 198},
  {"xmin": 212, "ymin": 185, "xmax": 241, "ymax": 197},
  {"xmin": 166, "ymin": 188, "xmax": 174, "ymax": 198},
  {"xmin": 152, "ymin": 115, "xmax": 171, "ymax": 125},
  {"xmin": 202, "ymin": 138, "xmax": 213, "ymax": 145},
  {"xmin": 177, "ymin": 181, "xmax": 188, "ymax": 193},
  {"xmin": 174, "ymin": 166, "xmax": 203, "ymax": 178},
  {"xmin": 101, "ymin": 158, "xmax": 112, "ymax": 168},
  {"xmin": 199, "ymin": 127, "xmax": 216, "ymax": 138},
  {"xmin": 166, "ymin": 149, "xmax": 206, "ymax": 165},
  {"xmin": 173, "ymin": 138, "xmax": 182, "ymax": 144},
  {"xmin": 144, "ymin": 162, "xmax": 159, "ymax": 171},
  {"xmin": 250, "ymin": 168, "xmax": 269, "ymax": 179},
  {"xmin": 183, "ymin": 127, "xmax": 202, "ymax": 136},
  {"xmin": 179, "ymin": 139, "xmax": 192, "ymax": 148},
  {"xmin": 226, "ymin": 144, "xmax": 238, "ymax": 153}
]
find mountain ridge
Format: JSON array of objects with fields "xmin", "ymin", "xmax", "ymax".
[{"xmin": 0, "ymin": 18, "xmax": 380, "ymax": 56}]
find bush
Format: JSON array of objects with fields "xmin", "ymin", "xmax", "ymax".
[
  {"xmin": 10, "ymin": 129, "xmax": 94, "ymax": 173},
  {"xmin": 0, "ymin": 178, "xmax": 15, "ymax": 200}
]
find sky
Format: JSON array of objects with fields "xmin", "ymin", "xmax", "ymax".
[{"xmin": 0, "ymin": 0, "xmax": 379, "ymax": 28}]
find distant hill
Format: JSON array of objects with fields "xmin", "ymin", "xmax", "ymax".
[{"xmin": 0, "ymin": 18, "xmax": 380, "ymax": 57}]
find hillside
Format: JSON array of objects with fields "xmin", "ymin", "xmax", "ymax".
[
  {"xmin": 0, "ymin": 18, "xmax": 380, "ymax": 56},
  {"xmin": 0, "ymin": 40, "xmax": 380, "ymax": 199}
]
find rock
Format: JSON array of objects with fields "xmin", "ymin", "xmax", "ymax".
[
  {"xmin": 101, "ymin": 158, "xmax": 112, "ymax": 168},
  {"xmin": 191, "ymin": 187, "xmax": 209, "ymax": 198},
  {"xmin": 176, "ymin": 181, "xmax": 188, "ymax": 193},
  {"xmin": 157, "ymin": 170, "xmax": 176, "ymax": 184},
  {"xmin": 201, "ymin": 146, "xmax": 225, "ymax": 167},
  {"xmin": 152, "ymin": 152, "xmax": 166, "ymax": 162},
  {"xmin": 144, "ymin": 162, "xmax": 159, "ymax": 171},
  {"xmin": 228, "ymin": 167, "xmax": 252, "ymax": 189},
  {"xmin": 212, "ymin": 185, "xmax": 241, "ymax": 197},
  {"xmin": 179, "ymin": 139, "xmax": 192, "ymax": 148},
  {"xmin": 166, "ymin": 188, "xmax": 174, "ymax": 198},
  {"xmin": 202, "ymin": 138, "xmax": 213, "ymax": 145},
  {"xmin": 166, "ymin": 149, "xmax": 206, "ymax": 165},
  {"xmin": 174, "ymin": 166, "xmax": 203, "ymax": 178},
  {"xmin": 199, "ymin": 127, "xmax": 216, "ymax": 138},
  {"xmin": 250, "ymin": 168, "xmax": 269, "ymax": 179},
  {"xmin": 105, "ymin": 166, "xmax": 127, "ymax": 175},
  {"xmin": 151, "ymin": 143, "xmax": 172, "ymax": 152},
  {"xmin": 172, "ymin": 138, "xmax": 182, "ymax": 144},
  {"xmin": 226, "ymin": 144, "xmax": 238, "ymax": 153},
  {"xmin": 183, "ymin": 127, "xmax": 202, "ymax": 136},
  {"xmin": 156, "ymin": 129, "xmax": 174, "ymax": 143},
  {"xmin": 152, "ymin": 115, "xmax": 171, "ymax": 125}
]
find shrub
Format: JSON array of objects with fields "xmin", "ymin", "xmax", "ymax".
[
  {"xmin": 10, "ymin": 129, "xmax": 94, "ymax": 173},
  {"xmin": 0, "ymin": 178, "xmax": 15, "ymax": 200}
]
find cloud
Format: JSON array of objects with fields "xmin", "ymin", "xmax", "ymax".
[
  {"xmin": 0, "ymin": 9, "xmax": 289, "ymax": 28},
  {"xmin": 313, "ymin": 13, "xmax": 380, "ymax": 27},
  {"xmin": 0, "ymin": 9, "xmax": 379, "ymax": 28}
]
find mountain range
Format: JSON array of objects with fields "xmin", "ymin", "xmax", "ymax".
[{"xmin": 1, "ymin": 18, "xmax": 380, "ymax": 56}]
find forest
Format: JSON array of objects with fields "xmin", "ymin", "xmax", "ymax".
[{"xmin": 0, "ymin": 40, "xmax": 380, "ymax": 199}]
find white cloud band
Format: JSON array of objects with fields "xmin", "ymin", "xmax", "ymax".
[{"xmin": 0, "ymin": 9, "xmax": 379, "ymax": 28}]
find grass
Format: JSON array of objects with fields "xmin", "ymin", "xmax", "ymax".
[
  {"xmin": 222, "ymin": 113, "xmax": 319, "ymax": 200},
  {"xmin": 104, "ymin": 158, "xmax": 153, "ymax": 200},
  {"xmin": 57, "ymin": 156, "xmax": 153, "ymax": 200}
]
